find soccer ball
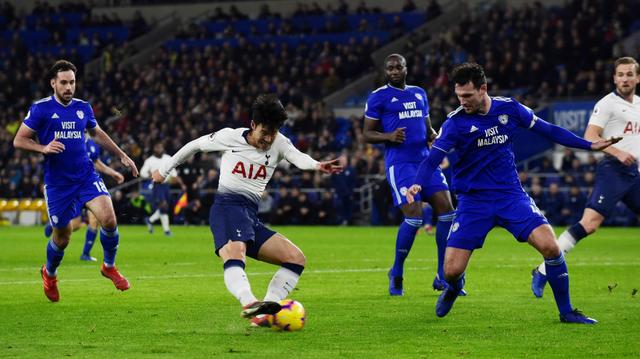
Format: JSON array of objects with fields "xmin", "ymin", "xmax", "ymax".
[{"xmin": 269, "ymin": 299, "xmax": 306, "ymax": 331}]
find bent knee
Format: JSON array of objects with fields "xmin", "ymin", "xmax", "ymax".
[
  {"xmin": 580, "ymin": 219, "xmax": 600, "ymax": 235},
  {"xmin": 219, "ymin": 241, "xmax": 247, "ymax": 260},
  {"xmin": 291, "ymin": 250, "xmax": 306, "ymax": 266},
  {"xmin": 401, "ymin": 201, "xmax": 422, "ymax": 218},
  {"xmin": 443, "ymin": 264, "xmax": 464, "ymax": 279},
  {"xmin": 282, "ymin": 247, "xmax": 305, "ymax": 266},
  {"xmin": 52, "ymin": 236, "xmax": 71, "ymax": 249},
  {"xmin": 539, "ymin": 241, "xmax": 561, "ymax": 258},
  {"xmin": 100, "ymin": 217, "xmax": 118, "ymax": 230},
  {"xmin": 580, "ymin": 210, "xmax": 604, "ymax": 234}
]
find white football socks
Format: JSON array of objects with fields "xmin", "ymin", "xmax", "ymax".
[
  {"xmin": 538, "ymin": 230, "xmax": 577, "ymax": 275},
  {"xmin": 148, "ymin": 209, "xmax": 161, "ymax": 223},
  {"xmin": 264, "ymin": 267, "xmax": 300, "ymax": 302},
  {"xmin": 160, "ymin": 214, "xmax": 170, "ymax": 232},
  {"xmin": 224, "ymin": 266, "xmax": 257, "ymax": 306}
]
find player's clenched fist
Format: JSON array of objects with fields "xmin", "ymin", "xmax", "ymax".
[
  {"xmin": 151, "ymin": 169, "xmax": 166, "ymax": 183},
  {"xmin": 388, "ymin": 127, "xmax": 406, "ymax": 143},
  {"xmin": 43, "ymin": 139, "xmax": 65, "ymax": 154},
  {"xmin": 405, "ymin": 184, "xmax": 422, "ymax": 203}
]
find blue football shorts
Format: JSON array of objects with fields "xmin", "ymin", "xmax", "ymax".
[
  {"xmin": 151, "ymin": 183, "xmax": 171, "ymax": 209},
  {"xmin": 209, "ymin": 196, "xmax": 276, "ymax": 259},
  {"xmin": 447, "ymin": 189, "xmax": 549, "ymax": 250},
  {"xmin": 44, "ymin": 172, "xmax": 109, "ymax": 228},
  {"xmin": 586, "ymin": 157, "xmax": 640, "ymax": 217},
  {"xmin": 386, "ymin": 162, "xmax": 449, "ymax": 207}
]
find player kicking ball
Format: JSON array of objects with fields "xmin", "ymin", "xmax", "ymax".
[
  {"xmin": 407, "ymin": 63, "xmax": 621, "ymax": 324},
  {"xmin": 152, "ymin": 94, "xmax": 342, "ymax": 325}
]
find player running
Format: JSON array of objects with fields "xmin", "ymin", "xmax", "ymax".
[
  {"xmin": 151, "ymin": 94, "xmax": 342, "ymax": 325},
  {"xmin": 531, "ymin": 56, "xmax": 640, "ymax": 297},
  {"xmin": 407, "ymin": 63, "xmax": 620, "ymax": 324},
  {"xmin": 13, "ymin": 60, "xmax": 138, "ymax": 302},
  {"xmin": 140, "ymin": 142, "xmax": 186, "ymax": 236},
  {"xmin": 44, "ymin": 136, "xmax": 125, "ymax": 262}
]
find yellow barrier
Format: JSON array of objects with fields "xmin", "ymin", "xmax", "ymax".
[
  {"xmin": 30, "ymin": 199, "xmax": 45, "ymax": 211},
  {"xmin": 19, "ymin": 199, "xmax": 32, "ymax": 210},
  {"xmin": 4, "ymin": 199, "xmax": 19, "ymax": 211},
  {"xmin": 0, "ymin": 198, "xmax": 49, "ymax": 225}
]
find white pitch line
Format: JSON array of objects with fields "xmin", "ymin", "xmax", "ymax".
[
  {"xmin": 0, "ymin": 262, "xmax": 639, "ymax": 286},
  {"xmin": 0, "ymin": 267, "xmax": 419, "ymax": 286},
  {"xmin": 0, "ymin": 257, "xmax": 632, "ymax": 272}
]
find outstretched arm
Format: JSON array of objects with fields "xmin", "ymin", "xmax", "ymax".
[
  {"xmin": 529, "ymin": 118, "xmax": 621, "ymax": 151},
  {"xmin": 406, "ymin": 148, "xmax": 446, "ymax": 203},
  {"xmin": 584, "ymin": 124, "xmax": 635, "ymax": 165},
  {"xmin": 88, "ymin": 125, "xmax": 139, "ymax": 177},
  {"xmin": 315, "ymin": 158, "xmax": 343, "ymax": 174},
  {"xmin": 153, "ymin": 137, "xmax": 205, "ymax": 183},
  {"xmin": 282, "ymin": 146, "xmax": 343, "ymax": 174}
]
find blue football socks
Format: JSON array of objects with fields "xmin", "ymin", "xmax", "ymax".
[
  {"xmin": 44, "ymin": 223, "xmax": 53, "ymax": 238},
  {"xmin": 435, "ymin": 211, "xmax": 455, "ymax": 280},
  {"xmin": 82, "ymin": 227, "xmax": 98, "ymax": 256},
  {"xmin": 390, "ymin": 217, "xmax": 422, "ymax": 277},
  {"xmin": 100, "ymin": 227, "xmax": 120, "ymax": 267},
  {"xmin": 45, "ymin": 239, "xmax": 64, "ymax": 276},
  {"xmin": 545, "ymin": 254, "xmax": 573, "ymax": 315}
]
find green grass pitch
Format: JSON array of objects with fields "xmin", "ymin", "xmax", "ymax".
[{"xmin": 0, "ymin": 226, "xmax": 638, "ymax": 358}]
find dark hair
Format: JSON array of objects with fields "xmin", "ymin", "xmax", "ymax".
[
  {"xmin": 614, "ymin": 56, "xmax": 639, "ymax": 75},
  {"xmin": 451, "ymin": 62, "xmax": 487, "ymax": 89},
  {"xmin": 48, "ymin": 59, "xmax": 77, "ymax": 81},
  {"xmin": 251, "ymin": 93, "xmax": 287, "ymax": 129},
  {"xmin": 384, "ymin": 53, "xmax": 406, "ymax": 67}
]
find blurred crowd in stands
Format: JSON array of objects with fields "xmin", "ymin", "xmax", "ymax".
[
  {"xmin": 395, "ymin": 0, "xmax": 640, "ymax": 128},
  {"xmin": 1, "ymin": 0, "xmax": 638, "ymax": 227}
]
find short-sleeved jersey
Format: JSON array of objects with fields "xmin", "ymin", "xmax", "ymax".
[
  {"xmin": 589, "ymin": 91, "xmax": 640, "ymax": 161},
  {"xmin": 23, "ymin": 96, "xmax": 97, "ymax": 185},
  {"xmin": 86, "ymin": 138, "xmax": 101, "ymax": 162},
  {"xmin": 432, "ymin": 97, "xmax": 537, "ymax": 193},
  {"xmin": 365, "ymin": 84, "xmax": 430, "ymax": 164},
  {"xmin": 163, "ymin": 128, "xmax": 318, "ymax": 206}
]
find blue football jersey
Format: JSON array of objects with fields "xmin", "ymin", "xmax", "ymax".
[
  {"xmin": 86, "ymin": 137, "xmax": 102, "ymax": 162},
  {"xmin": 23, "ymin": 96, "xmax": 97, "ymax": 185},
  {"xmin": 432, "ymin": 97, "xmax": 536, "ymax": 193},
  {"xmin": 365, "ymin": 84, "xmax": 430, "ymax": 164}
]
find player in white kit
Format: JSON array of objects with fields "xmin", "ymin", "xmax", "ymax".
[
  {"xmin": 140, "ymin": 142, "xmax": 186, "ymax": 236},
  {"xmin": 152, "ymin": 94, "xmax": 342, "ymax": 325},
  {"xmin": 532, "ymin": 57, "xmax": 640, "ymax": 297}
]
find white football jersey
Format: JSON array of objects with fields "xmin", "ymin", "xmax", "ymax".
[
  {"xmin": 590, "ymin": 92, "xmax": 640, "ymax": 160},
  {"xmin": 141, "ymin": 154, "xmax": 177, "ymax": 181},
  {"xmin": 161, "ymin": 128, "xmax": 319, "ymax": 204}
]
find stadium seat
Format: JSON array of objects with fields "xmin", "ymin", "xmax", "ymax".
[
  {"xmin": 4, "ymin": 199, "xmax": 19, "ymax": 211},
  {"xmin": 29, "ymin": 199, "xmax": 46, "ymax": 211},
  {"xmin": 19, "ymin": 199, "xmax": 32, "ymax": 210}
]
